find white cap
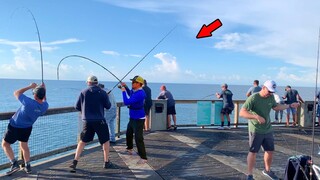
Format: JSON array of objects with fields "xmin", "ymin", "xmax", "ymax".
[
  {"xmin": 87, "ymin": 75, "xmax": 98, "ymax": 83},
  {"xmin": 263, "ymin": 80, "xmax": 277, "ymax": 93}
]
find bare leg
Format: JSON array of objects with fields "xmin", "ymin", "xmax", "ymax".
[
  {"xmin": 286, "ymin": 113, "xmax": 290, "ymax": 126},
  {"xmin": 172, "ymin": 114, "xmax": 177, "ymax": 126},
  {"xmin": 264, "ymin": 151, "xmax": 273, "ymax": 171},
  {"xmin": 74, "ymin": 141, "xmax": 86, "ymax": 161},
  {"xmin": 20, "ymin": 142, "xmax": 30, "ymax": 163},
  {"xmin": 167, "ymin": 115, "xmax": 171, "ymax": 128},
  {"xmin": 2, "ymin": 139, "xmax": 15, "ymax": 161},
  {"xmin": 102, "ymin": 141, "xmax": 110, "ymax": 162},
  {"xmin": 247, "ymin": 152, "xmax": 256, "ymax": 175},
  {"xmin": 144, "ymin": 115, "xmax": 149, "ymax": 130},
  {"xmin": 220, "ymin": 114, "xmax": 225, "ymax": 124},
  {"xmin": 293, "ymin": 114, "xmax": 297, "ymax": 126}
]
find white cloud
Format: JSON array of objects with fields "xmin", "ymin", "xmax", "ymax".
[
  {"xmin": 102, "ymin": 50, "xmax": 120, "ymax": 56},
  {"xmin": 154, "ymin": 52, "xmax": 179, "ymax": 74},
  {"xmin": 100, "ymin": 0, "xmax": 320, "ymax": 69}
]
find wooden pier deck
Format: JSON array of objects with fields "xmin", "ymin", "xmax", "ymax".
[{"xmin": 1, "ymin": 126, "xmax": 319, "ymax": 180}]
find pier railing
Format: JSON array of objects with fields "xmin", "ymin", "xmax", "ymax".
[{"xmin": 0, "ymin": 99, "xmax": 305, "ymax": 170}]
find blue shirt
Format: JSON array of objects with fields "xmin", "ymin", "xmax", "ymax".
[
  {"xmin": 10, "ymin": 94, "xmax": 49, "ymax": 128},
  {"xmin": 122, "ymin": 88, "xmax": 146, "ymax": 119},
  {"xmin": 157, "ymin": 90, "xmax": 175, "ymax": 107}
]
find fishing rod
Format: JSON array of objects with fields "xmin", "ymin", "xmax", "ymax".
[
  {"xmin": 57, "ymin": 55, "xmax": 122, "ymax": 83},
  {"xmin": 28, "ymin": 10, "xmax": 44, "ymax": 84},
  {"xmin": 108, "ymin": 26, "xmax": 177, "ymax": 93},
  {"xmin": 311, "ymin": 27, "xmax": 320, "ymax": 164},
  {"xmin": 12, "ymin": 8, "xmax": 44, "ymax": 83}
]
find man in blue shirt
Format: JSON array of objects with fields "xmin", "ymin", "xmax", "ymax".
[
  {"xmin": 246, "ymin": 80, "xmax": 262, "ymax": 97},
  {"xmin": 120, "ymin": 75, "xmax": 147, "ymax": 164},
  {"xmin": 69, "ymin": 75, "xmax": 111, "ymax": 172},
  {"xmin": 282, "ymin": 85, "xmax": 304, "ymax": 126},
  {"xmin": 216, "ymin": 83, "xmax": 234, "ymax": 129},
  {"xmin": 2, "ymin": 83, "xmax": 48, "ymax": 175}
]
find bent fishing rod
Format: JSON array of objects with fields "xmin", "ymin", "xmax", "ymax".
[
  {"xmin": 57, "ymin": 55, "xmax": 122, "ymax": 83},
  {"xmin": 108, "ymin": 26, "xmax": 177, "ymax": 93},
  {"xmin": 13, "ymin": 8, "xmax": 45, "ymax": 83}
]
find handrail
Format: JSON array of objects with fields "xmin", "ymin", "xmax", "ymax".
[{"xmin": 0, "ymin": 99, "xmax": 308, "ymax": 170}]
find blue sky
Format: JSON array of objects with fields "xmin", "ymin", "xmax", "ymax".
[{"xmin": 0, "ymin": 0, "xmax": 319, "ymax": 87}]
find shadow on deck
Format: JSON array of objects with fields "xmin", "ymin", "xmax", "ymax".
[{"xmin": 1, "ymin": 126, "xmax": 320, "ymax": 180}]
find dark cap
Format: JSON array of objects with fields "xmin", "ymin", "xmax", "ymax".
[{"xmin": 33, "ymin": 86, "xmax": 46, "ymax": 99}]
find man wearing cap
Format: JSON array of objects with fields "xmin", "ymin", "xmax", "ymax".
[
  {"xmin": 69, "ymin": 75, "xmax": 111, "ymax": 172},
  {"xmin": 120, "ymin": 75, "xmax": 147, "ymax": 164},
  {"xmin": 282, "ymin": 85, "xmax": 304, "ymax": 126},
  {"xmin": 216, "ymin": 83, "xmax": 234, "ymax": 129},
  {"xmin": 2, "ymin": 83, "xmax": 48, "ymax": 175},
  {"xmin": 240, "ymin": 80, "xmax": 300, "ymax": 180}
]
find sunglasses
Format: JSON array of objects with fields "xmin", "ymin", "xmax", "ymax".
[{"xmin": 132, "ymin": 81, "xmax": 138, "ymax": 84}]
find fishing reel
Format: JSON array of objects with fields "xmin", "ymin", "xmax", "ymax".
[{"xmin": 118, "ymin": 85, "xmax": 123, "ymax": 89}]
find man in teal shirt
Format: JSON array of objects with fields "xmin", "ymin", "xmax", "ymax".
[{"xmin": 240, "ymin": 80, "xmax": 299, "ymax": 180}]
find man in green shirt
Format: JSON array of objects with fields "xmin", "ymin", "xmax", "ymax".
[{"xmin": 240, "ymin": 80, "xmax": 299, "ymax": 180}]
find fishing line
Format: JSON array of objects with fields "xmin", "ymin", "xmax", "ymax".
[
  {"xmin": 57, "ymin": 54, "xmax": 122, "ymax": 83},
  {"xmin": 108, "ymin": 26, "xmax": 177, "ymax": 93},
  {"xmin": 11, "ymin": 8, "xmax": 44, "ymax": 83}
]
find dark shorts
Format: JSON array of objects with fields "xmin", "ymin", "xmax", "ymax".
[
  {"xmin": 80, "ymin": 120, "xmax": 109, "ymax": 144},
  {"xmin": 221, "ymin": 107, "xmax": 233, "ymax": 114},
  {"xmin": 248, "ymin": 132, "xmax": 274, "ymax": 153},
  {"xmin": 167, "ymin": 106, "xmax": 176, "ymax": 115},
  {"xmin": 3, "ymin": 124, "xmax": 32, "ymax": 144},
  {"xmin": 144, "ymin": 105, "xmax": 152, "ymax": 116}
]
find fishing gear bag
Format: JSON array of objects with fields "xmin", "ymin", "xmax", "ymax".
[{"xmin": 284, "ymin": 155, "xmax": 316, "ymax": 180}]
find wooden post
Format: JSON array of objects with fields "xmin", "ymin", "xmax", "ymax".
[{"xmin": 233, "ymin": 102, "xmax": 239, "ymax": 128}]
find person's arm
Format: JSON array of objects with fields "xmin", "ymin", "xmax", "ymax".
[
  {"xmin": 215, "ymin": 92, "xmax": 222, "ymax": 99},
  {"xmin": 273, "ymin": 102, "xmax": 300, "ymax": 111},
  {"xmin": 14, "ymin": 83, "xmax": 37, "ymax": 100},
  {"xmin": 239, "ymin": 107, "xmax": 265, "ymax": 124},
  {"xmin": 297, "ymin": 94, "xmax": 304, "ymax": 103},
  {"xmin": 246, "ymin": 87, "xmax": 253, "ymax": 97}
]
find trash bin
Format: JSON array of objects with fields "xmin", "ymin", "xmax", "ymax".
[
  {"xmin": 300, "ymin": 101, "xmax": 315, "ymax": 127},
  {"xmin": 150, "ymin": 99, "xmax": 167, "ymax": 131}
]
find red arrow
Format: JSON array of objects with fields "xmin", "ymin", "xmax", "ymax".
[{"xmin": 196, "ymin": 19, "xmax": 222, "ymax": 39}]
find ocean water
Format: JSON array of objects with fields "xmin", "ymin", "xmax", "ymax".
[
  {"xmin": 0, "ymin": 78, "xmax": 317, "ymax": 165},
  {"xmin": 0, "ymin": 79, "xmax": 317, "ymax": 113}
]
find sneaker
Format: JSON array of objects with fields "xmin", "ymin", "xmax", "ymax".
[
  {"xmin": 262, "ymin": 169, "xmax": 279, "ymax": 180},
  {"xmin": 173, "ymin": 126, "xmax": 177, "ymax": 130},
  {"xmin": 6, "ymin": 161, "xmax": 20, "ymax": 176},
  {"xmin": 226, "ymin": 126, "xmax": 231, "ymax": 130},
  {"xmin": 218, "ymin": 126, "xmax": 224, "ymax": 130},
  {"xmin": 103, "ymin": 161, "xmax": 113, "ymax": 169},
  {"xmin": 69, "ymin": 160, "xmax": 78, "ymax": 173},
  {"xmin": 247, "ymin": 174, "xmax": 254, "ymax": 180},
  {"xmin": 167, "ymin": 126, "xmax": 172, "ymax": 130},
  {"xmin": 24, "ymin": 164, "xmax": 32, "ymax": 174},
  {"xmin": 137, "ymin": 158, "xmax": 147, "ymax": 165}
]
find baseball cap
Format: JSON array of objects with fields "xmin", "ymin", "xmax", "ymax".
[
  {"xmin": 130, "ymin": 75, "xmax": 144, "ymax": 84},
  {"xmin": 264, "ymin": 80, "xmax": 277, "ymax": 93},
  {"xmin": 33, "ymin": 86, "xmax": 46, "ymax": 99},
  {"xmin": 87, "ymin": 75, "xmax": 98, "ymax": 83}
]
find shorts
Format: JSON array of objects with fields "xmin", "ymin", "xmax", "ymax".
[
  {"xmin": 3, "ymin": 124, "xmax": 32, "ymax": 144},
  {"xmin": 80, "ymin": 120, "xmax": 109, "ymax": 144},
  {"xmin": 167, "ymin": 106, "xmax": 176, "ymax": 115},
  {"xmin": 144, "ymin": 104, "xmax": 152, "ymax": 116},
  {"xmin": 248, "ymin": 132, "xmax": 274, "ymax": 153},
  {"xmin": 221, "ymin": 107, "xmax": 233, "ymax": 114},
  {"xmin": 286, "ymin": 107, "xmax": 297, "ymax": 115}
]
